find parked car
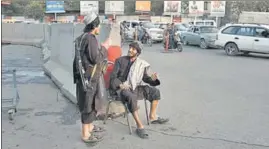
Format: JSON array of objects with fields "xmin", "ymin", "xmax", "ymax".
[
  {"xmin": 178, "ymin": 23, "xmax": 190, "ymax": 28},
  {"xmin": 158, "ymin": 23, "xmax": 168, "ymax": 30},
  {"xmin": 181, "ymin": 25, "xmax": 219, "ymax": 49},
  {"xmin": 174, "ymin": 23, "xmax": 188, "ymax": 36},
  {"xmin": 215, "ymin": 23, "xmax": 269, "ymax": 56},
  {"xmin": 142, "ymin": 22, "xmax": 164, "ymax": 42}
]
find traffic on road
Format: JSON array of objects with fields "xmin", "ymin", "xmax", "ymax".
[{"xmin": 120, "ymin": 21, "xmax": 269, "ymax": 57}]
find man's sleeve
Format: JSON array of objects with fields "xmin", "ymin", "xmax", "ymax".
[
  {"xmin": 142, "ymin": 68, "xmax": 160, "ymax": 86},
  {"xmin": 110, "ymin": 59, "xmax": 122, "ymax": 90},
  {"xmin": 87, "ymin": 34, "xmax": 108, "ymax": 64}
]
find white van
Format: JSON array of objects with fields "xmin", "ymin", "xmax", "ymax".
[{"xmin": 189, "ymin": 20, "xmax": 216, "ymax": 27}]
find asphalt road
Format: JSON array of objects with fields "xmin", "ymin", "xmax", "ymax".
[{"xmin": 2, "ymin": 44, "xmax": 269, "ymax": 149}]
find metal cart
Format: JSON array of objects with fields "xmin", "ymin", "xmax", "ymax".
[{"xmin": 2, "ymin": 69, "xmax": 20, "ymax": 120}]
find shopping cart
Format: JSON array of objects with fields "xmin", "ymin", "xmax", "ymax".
[{"xmin": 2, "ymin": 69, "xmax": 20, "ymax": 120}]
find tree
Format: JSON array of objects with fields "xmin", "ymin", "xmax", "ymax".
[
  {"xmin": 229, "ymin": 1, "xmax": 269, "ymax": 22},
  {"xmin": 151, "ymin": 1, "xmax": 164, "ymax": 16},
  {"xmin": 2, "ymin": 0, "xmax": 45, "ymax": 19},
  {"xmin": 181, "ymin": 1, "xmax": 189, "ymax": 16},
  {"xmin": 99, "ymin": 1, "xmax": 105, "ymax": 14},
  {"xmin": 124, "ymin": 1, "xmax": 135, "ymax": 15},
  {"xmin": 65, "ymin": 0, "xmax": 80, "ymax": 11},
  {"xmin": 2, "ymin": 0, "xmax": 29, "ymax": 15},
  {"xmin": 221, "ymin": 1, "xmax": 269, "ymax": 25},
  {"xmin": 24, "ymin": 1, "xmax": 44, "ymax": 20}
]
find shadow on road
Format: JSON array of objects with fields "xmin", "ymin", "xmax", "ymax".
[
  {"xmin": 215, "ymin": 52, "xmax": 269, "ymax": 60},
  {"xmin": 182, "ymin": 45, "xmax": 222, "ymax": 50}
]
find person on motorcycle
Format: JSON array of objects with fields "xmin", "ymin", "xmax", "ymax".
[
  {"xmin": 137, "ymin": 22, "xmax": 146, "ymax": 42},
  {"xmin": 170, "ymin": 23, "xmax": 177, "ymax": 49},
  {"xmin": 120, "ymin": 21, "xmax": 129, "ymax": 45},
  {"xmin": 120, "ymin": 21, "xmax": 129, "ymax": 37},
  {"xmin": 174, "ymin": 31, "xmax": 183, "ymax": 51},
  {"xmin": 164, "ymin": 24, "xmax": 183, "ymax": 51},
  {"xmin": 164, "ymin": 23, "xmax": 174, "ymax": 49},
  {"xmin": 120, "ymin": 21, "xmax": 129, "ymax": 33}
]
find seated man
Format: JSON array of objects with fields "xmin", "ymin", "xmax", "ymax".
[{"xmin": 109, "ymin": 41, "xmax": 169, "ymax": 139}]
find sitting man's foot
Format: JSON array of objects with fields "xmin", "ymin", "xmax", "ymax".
[
  {"xmin": 136, "ymin": 128, "xmax": 149, "ymax": 139},
  {"xmin": 150, "ymin": 117, "xmax": 169, "ymax": 124},
  {"xmin": 91, "ymin": 125, "xmax": 105, "ymax": 133}
]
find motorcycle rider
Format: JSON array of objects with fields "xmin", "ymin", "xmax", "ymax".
[
  {"xmin": 170, "ymin": 23, "xmax": 176, "ymax": 49},
  {"xmin": 137, "ymin": 22, "xmax": 146, "ymax": 42},
  {"xmin": 120, "ymin": 21, "xmax": 129, "ymax": 42},
  {"xmin": 164, "ymin": 23, "xmax": 180, "ymax": 49}
]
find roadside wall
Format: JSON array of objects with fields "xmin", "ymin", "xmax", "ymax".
[{"xmin": 2, "ymin": 23, "xmax": 125, "ymax": 115}]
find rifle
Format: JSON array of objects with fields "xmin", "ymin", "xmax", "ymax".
[{"xmin": 75, "ymin": 33, "xmax": 97, "ymax": 92}]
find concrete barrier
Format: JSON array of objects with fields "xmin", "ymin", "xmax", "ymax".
[
  {"xmin": 74, "ymin": 24, "xmax": 85, "ymax": 39},
  {"xmin": 2, "ymin": 22, "xmax": 125, "ymax": 115},
  {"xmin": 2, "ymin": 23, "xmax": 46, "ymax": 47},
  {"xmin": 43, "ymin": 23, "xmax": 76, "ymax": 103}
]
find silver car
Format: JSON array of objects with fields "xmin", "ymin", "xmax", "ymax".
[
  {"xmin": 181, "ymin": 26, "xmax": 219, "ymax": 49},
  {"xmin": 142, "ymin": 22, "xmax": 164, "ymax": 42}
]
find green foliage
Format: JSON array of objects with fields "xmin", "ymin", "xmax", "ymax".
[
  {"xmin": 2, "ymin": 0, "xmax": 28, "ymax": 15},
  {"xmin": 65, "ymin": 0, "xmax": 80, "ymax": 11},
  {"xmin": 232, "ymin": 1, "xmax": 269, "ymax": 13},
  {"xmin": 151, "ymin": 1, "xmax": 164, "ymax": 16},
  {"xmin": 23, "ymin": 1, "xmax": 44, "ymax": 20},
  {"xmin": 124, "ymin": 1, "xmax": 135, "ymax": 15},
  {"xmin": 2, "ymin": 0, "xmax": 45, "ymax": 19}
]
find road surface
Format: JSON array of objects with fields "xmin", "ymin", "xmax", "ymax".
[{"xmin": 2, "ymin": 44, "xmax": 269, "ymax": 149}]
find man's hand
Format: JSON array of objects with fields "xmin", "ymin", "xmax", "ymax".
[
  {"xmin": 119, "ymin": 83, "xmax": 131, "ymax": 90},
  {"xmin": 151, "ymin": 73, "xmax": 158, "ymax": 81},
  {"xmin": 102, "ymin": 38, "xmax": 111, "ymax": 50}
]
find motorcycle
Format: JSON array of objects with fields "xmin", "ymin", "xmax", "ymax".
[
  {"xmin": 174, "ymin": 32, "xmax": 183, "ymax": 52},
  {"xmin": 141, "ymin": 31, "xmax": 153, "ymax": 47},
  {"xmin": 163, "ymin": 32, "xmax": 183, "ymax": 52}
]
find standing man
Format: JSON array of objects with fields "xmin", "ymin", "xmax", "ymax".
[
  {"xmin": 73, "ymin": 12, "xmax": 110, "ymax": 143},
  {"xmin": 120, "ymin": 21, "xmax": 129, "ymax": 46},
  {"xmin": 171, "ymin": 23, "xmax": 176, "ymax": 49},
  {"xmin": 111, "ymin": 18, "xmax": 116, "ymax": 24},
  {"xmin": 137, "ymin": 22, "xmax": 146, "ymax": 42},
  {"xmin": 164, "ymin": 23, "xmax": 171, "ymax": 49}
]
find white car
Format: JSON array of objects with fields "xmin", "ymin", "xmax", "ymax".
[
  {"xmin": 142, "ymin": 22, "xmax": 164, "ymax": 42},
  {"xmin": 215, "ymin": 23, "xmax": 269, "ymax": 56}
]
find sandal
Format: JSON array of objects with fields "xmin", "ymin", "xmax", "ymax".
[
  {"xmin": 136, "ymin": 128, "xmax": 149, "ymax": 139},
  {"xmin": 151, "ymin": 117, "xmax": 169, "ymax": 124},
  {"xmin": 82, "ymin": 134, "xmax": 104, "ymax": 143},
  {"xmin": 92, "ymin": 125, "xmax": 105, "ymax": 132}
]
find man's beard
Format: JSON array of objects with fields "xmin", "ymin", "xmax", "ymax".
[
  {"xmin": 128, "ymin": 52, "xmax": 135, "ymax": 57},
  {"xmin": 95, "ymin": 31, "xmax": 100, "ymax": 35},
  {"xmin": 128, "ymin": 52, "xmax": 139, "ymax": 58}
]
